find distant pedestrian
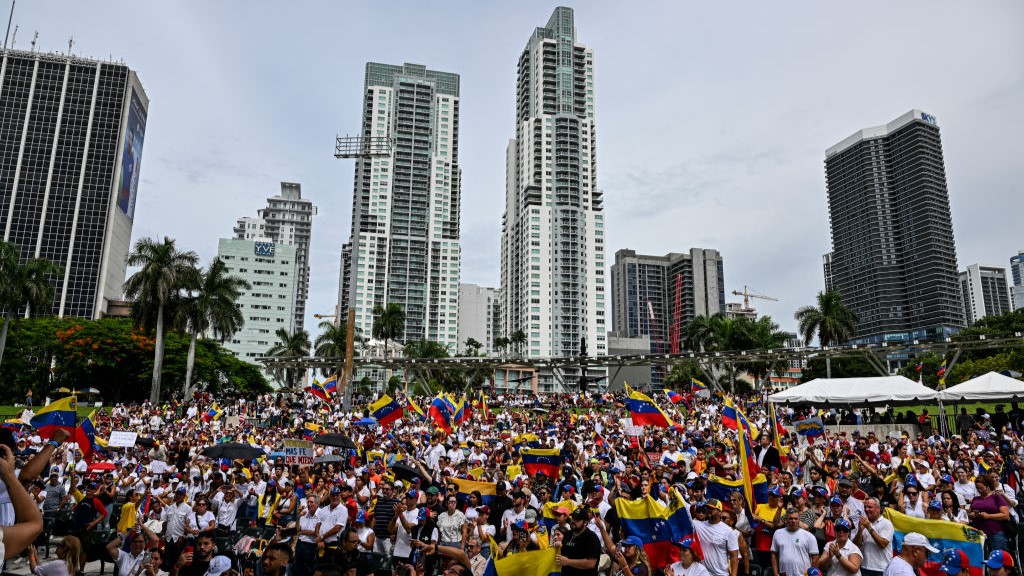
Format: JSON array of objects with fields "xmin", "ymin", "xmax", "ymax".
[{"xmin": 25, "ymin": 389, "xmax": 32, "ymax": 408}]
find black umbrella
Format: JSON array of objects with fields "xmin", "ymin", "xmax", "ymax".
[
  {"xmin": 136, "ymin": 436, "xmax": 156, "ymax": 448},
  {"xmin": 314, "ymin": 454, "xmax": 345, "ymax": 465},
  {"xmin": 312, "ymin": 433, "xmax": 358, "ymax": 451},
  {"xmin": 391, "ymin": 461, "xmax": 430, "ymax": 484},
  {"xmin": 201, "ymin": 442, "xmax": 264, "ymax": 461}
]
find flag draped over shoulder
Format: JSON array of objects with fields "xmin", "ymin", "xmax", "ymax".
[
  {"xmin": 30, "ymin": 397, "xmax": 77, "ymax": 439},
  {"xmin": 451, "ymin": 477, "xmax": 497, "ymax": 505},
  {"xmin": 625, "ymin": 386, "xmax": 675, "ymax": 428},
  {"xmin": 540, "ymin": 500, "xmax": 577, "ymax": 529},
  {"xmin": 705, "ymin": 474, "xmax": 769, "ymax": 506},
  {"xmin": 520, "ymin": 448, "xmax": 562, "ymax": 478},
  {"xmin": 883, "ymin": 508, "xmax": 984, "ymax": 576},
  {"xmin": 616, "ymin": 492, "xmax": 701, "ymax": 569},
  {"xmin": 369, "ymin": 395, "xmax": 403, "ymax": 427}
]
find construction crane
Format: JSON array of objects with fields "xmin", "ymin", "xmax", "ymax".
[{"xmin": 731, "ymin": 286, "xmax": 779, "ymax": 311}]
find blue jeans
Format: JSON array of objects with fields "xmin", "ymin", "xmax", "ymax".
[
  {"xmin": 986, "ymin": 532, "xmax": 1009, "ymax": 554},
  {"xmin": 862, "ymin": 569, "xmax": 883, "ymax": 576}
]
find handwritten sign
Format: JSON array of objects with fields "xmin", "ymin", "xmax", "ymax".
[
  {"xmin": 284, "ymin": 439, "xmax": 314, "ymax": 466},
  {"xmin": 108, "ymin": 431, "xmax": 138, "ymax": 448}
]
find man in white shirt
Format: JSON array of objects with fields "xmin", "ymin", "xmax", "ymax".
[
  {"xmin": 693, "ymin": 499, "xmax": 739, "ymax": 576},
  {"xmin": 771, "ymin": 510, "xmax": 819, "ymax": 576},
  {"xmin": 882, "ymin": 532, "xmax": 937, "ymax": 576},
  {"xmin": 294, "ymin": 496, "xmax": 321, "ymax": 576},
  {"xmin": 854, "ymin": 498, "xmax": 894, "ymax": 576},
  {"xmin": 318, "ymin": 487, "xmax": 348, "ymax": 547},
  {"xmin": 390, "ymin": 490, "xmax": 421, "ymax": 563}
]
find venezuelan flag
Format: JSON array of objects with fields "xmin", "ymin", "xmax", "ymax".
[
  {"xmin": 303, "ymin": 422, "xmax": 323, "ymax": 439},
  {"xmin": 767, "ymin": 403, "xmax": 789, "ymax": 463},
  {"xmin": 793, "ymin": 416, "xmax": 825, "ymax": 443},
  {"xmin": 202, "ymin": 404, "xmax": 222, "ymax": 422},
  {"xmin": 722, "ymin": 397, "xmax": 759, "ymax": 440},
  {"xmin": 428, "ymin": 395, "xmax": 452, "ymax": 433},
  {"xmin": 452, "ymin": 396, "xmax": 470, "ymax": 426},
  {"xmin": 451, "ymin": 477, "xmax": 497, "ymax": 505},
  {"xmin": 616, "ymin": 493, "xmax": 701, "ymax": 569},
  {"xmin": 691, "ymin": 378, "xmax": 708, "ymax": 392},
  {"xmin": 735, "ymin": 405, "xmax": 760, "ymax": 509},
  {"xmin": 321, "ymin": 373, "xmax": 339, "ymax": 394},
  {"xmin": 705, "ymin": 474, "xmax": 769, "ymax": 506},
  {"xmin": 520, "ymin": 448, "xmax": 562, "ymax": 478},
  {"xmin": 401, "ymin": 393, "xmax": 425, "ymax": 418},
  {"xmin": 307, "ymin": 380, "xmax": 331, "ymax": 402},
  {"xmin": 540, "ymin": 500, "xmax": 577, "ymax": 530},
  {"xmin": 74, "ymin": 411, "xmax": 100, "ymax": 460},
  {"xmin": 482, "ymin": 547, "xmax": 561, "ymax": 576},
  {"xmin": 664, "ymin": 389, "xmax": 684, "ymax": 404},
  {"xmin": 625, "ymin": 386, "xmax": 675, "ymax": 428},
  {"xmin": 369, "ymin": 395, "xmax": 403, "ymax": 427},
  {"xmin": 30, "ymin": 396, "xmax": 77, "ymax": 439},
  {"xmin": 884, "ymin": 508, "xmax": 984, "ymax": 576}
]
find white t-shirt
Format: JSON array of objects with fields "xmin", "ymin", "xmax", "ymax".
[
  {"xmin": 771, "ymin": 528, "xmax": 819, "ymax": 576},
  {"xmin": 669, "ymin": 561, "xmax": 711, "ymax": 576},
  {"xmin": 393, "ymin": 509, "xmax": 420, "ymax": 557},
  {"xmin": 826, "ymin": 539, "xmax": 862, "ymax": 576},
  {"xmin": 694, "ymin": 520, "xmax": 739, "ymax": 576},
  {"xmin": 858, "ymin": 517, "xmax": 894, "ymax": 572},
  {"xmin": 882, "ymin": 555, "xmax": 915, "ymax": 576}
]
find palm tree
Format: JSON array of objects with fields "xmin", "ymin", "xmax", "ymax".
[
  {"xmin": 265, "ymin": 328, "xmax": 311, "ymax": 388},
  {"xmin": 744, "ymin": 315, "xmax": 793, "ymax": 388},
  {"xmin": 123, "ymin": 237, "xmax": 201, "ymax": 402},
  {"xmin": 372, "ymin": 303, "xmax": 405, "ymax": 357},
  {"xmin": 314, "ymin": 320, "xmax": 361, "ymax": 378},
  {"xmin": 0, "ymin": 241, "xmax": 62, "ymax": 370},
  {"xmin": 794, "ymin": 289, "xmax": 858, "ymax": 378},
  {"xmin": 509, "ymin": 330, "xmax": 527, "ymax": 358},
  {"xmin": 179, "ymin": 257, "xmax": 250, "ymax": 396},
  {"xmin": 493, "ymin": 336, "xmax": 509, "ymax": 359},
  {"xmin": 464, "ymin": 337, "xmax": 482, "ymax": 356},
  {"xmin": 404, "ymin": 339, "xmax": 452, "ymax": 392}
]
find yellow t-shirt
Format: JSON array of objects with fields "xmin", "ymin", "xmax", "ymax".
[{"xmin": 117, "ymin": 502, "xmax": 138, "ymax": 533}]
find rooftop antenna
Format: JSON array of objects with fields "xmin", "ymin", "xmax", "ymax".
[
  {"xmin": 29, "ymin": 30, "xmax": 36, "ymax": 52},
  {"xmin": 67, "ymin": 35, "xmax": 72, "ymax": 56},
  {"xmin": 9, "ymin": 25, "xmax": 16, "ymax": 49},
  {"xmin": 3, "ymin": 0, "xmax": 14, "ymax": 51}
]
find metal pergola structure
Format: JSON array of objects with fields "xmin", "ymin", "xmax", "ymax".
[{"xmin": 259, "ymin": 332, "xmax": 1024, "ymax": 392}]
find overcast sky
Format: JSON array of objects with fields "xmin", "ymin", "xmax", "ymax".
[{"xmin": 14, "ymin": 1, "xmax": 1024, "ymax": 338}]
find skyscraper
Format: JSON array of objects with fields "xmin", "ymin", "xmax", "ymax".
[
  {"xmin": 0, "ymin": 49, "xmax": 147, "ymax": 318},
  {"xmin": 959, "ymin": 264, "xmax": 1012, "ymax": 324},
  {"xmin": 1011, "ymin": 250, "xmax": 1024, "ymax": 311},
  {"xmin": 234, "ymin": 182, "xmax": 315, "ymax": 332},
  {"xmin": 500, "ymin": 7, "xmax": 605, "ymax": 373},
  {"xmin": 457, "ymin": 283, "xmax": 500, "ymax": 355},
  {"xmin": 610, "ymin": 248, "xmax": 725, "ymax": 377},
  {"xmin": 824, "ymin": 109, "xmax": 964, "ymax": 344},
  {"xmin": 339, "ymin": 63, "xmax": 462, "ymax": 350}
]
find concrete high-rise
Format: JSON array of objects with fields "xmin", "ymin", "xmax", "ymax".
[
  {"xmin": 824, "ymin": 110, "xmax": 964, "ymax": 344},
  {"xmin": 610, "ymin": 248, "xmax": 725, "ymax": 354},
  {"xmin": 959, "ymin": 264, "xmax": 1012, "ymax": 324},
  {"xmin": 0, "ymin": 49, "xmax": 148, "ymax": 318},
  {"xmin": 500, "ymin": 7, "xmax": 605, "ymax": 378},
  {"xmin": 216, "ymin": 238, "xmax": 298, "ymax": 381},
  {"xmin": 339, "ymin": 63, "xmax": 462, "ymax": 350},
  {"xmin": 457, "ymin": 284, "xmax": 500, "ymax": 355},
  {"xmin": 234, "ymin": 182, "xmax": 315, "ymax": 333}
]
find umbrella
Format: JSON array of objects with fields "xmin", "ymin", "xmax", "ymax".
[
  {"xmin": 51, "ymin": 387, "xmax": 73, "ymax": 394},
  {"xmin": 391, "ymin": 461, "xmax": 430, "ymax": 484},
  {"xmin": 76, "ymin": 388, "xmax": 102, "ymax": 396},
  {"xmin": 136, "ymin": 436, "xmax": 156, "ymax": 448},
  {"xmin": 313, "ymin": 454, "xmax": 345, "ymax": 465},
  {"xmin": 313, "ymin": 433, "xmax": 358, "ymax": 451},
  {"xmin": 354, "ymin": 417, "xmax": 377, "ymax": 426},
  {"xmin": 201, "ymin": 442, "xmax": 264, "ymax": 461},
  {"xmin": 87, "ymin": 462, "xmax": 116, "ymax": 473}
]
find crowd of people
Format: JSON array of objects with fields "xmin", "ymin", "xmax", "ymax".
[{"xmin": 0, "ymin": 388, "xmax": 1020, "ymax": 576}]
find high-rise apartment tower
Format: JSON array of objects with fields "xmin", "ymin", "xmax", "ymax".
[
  {"xmin": 500, "ymin": 7, "xmax": 605, "ymax": 372},
  {"xmin": 824, "ymin": 110, "xmax": 964, "ymax": 343},
  {"xmin": 0, "ymin": 49, "xmax": 148, "ymax": 318},
  {"xmin": 234, "ymin": 182, "xmax": 315, "ymax": 332},
  {"xmin": 959, "ymin": 264, "xmax": 1012, "ymax": 325},
  {"xmin": 339, "ymin": 63, "xmax": 461, "ymax": 349}
]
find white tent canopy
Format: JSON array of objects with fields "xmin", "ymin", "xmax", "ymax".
[
  {"xmin": 768, "ymin": 376, "xmax": 939, "ymax": 405},
  {"xmin": 939, "ymin": 372, "xmax": 1024, "ymax": 402}
]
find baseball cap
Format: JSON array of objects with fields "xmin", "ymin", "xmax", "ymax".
[
  {"xmin": 570, "ymin": 507, "xmax": 590, "ymax": 521},
  {"xmin": 330, "ymin": 487, "xmax": 342, "ymax": 495},
  {"xmin": 984, "ymin": 550, "xmax": 1015, "ymax": 570},
  {"xmin": 555, "ymin": 506, "xmax": 571, "ymax": 516},
  {"xmin": 806, "ymin": 570, "xmax": 822, "ymax": 576},
  {"xmin": 829, "ymin": 496, "xmax": 843, "ymax": 506},
  {"xmin": 393, "ymin": 480, "xmax": 404, "ymax": 488},
  {"xmin": 175, "ymin": 486, "xmax": 188, "ymax": 494},
  {"xmin": 207, "ymin": 556, "xmax": 232, "ymax": 576},
  {"xmin": 675, "ymin": 537, "xmax": 697, "ymax": 549},
  {"xmin": 834, "ymin": 518, "xmax": 852, "ymax": 532},
  {"xmin": 940, "ymin": 474, "xmax": 954, "ymax": 484},
  {"xmin": 406, "ymin": 489, "xmax": 419, "ymax": 499},
  {"xmin": 619, "ymin": 536, "xmax": 644, "ymax": 548},
  {"xmin": 768, "ymin": 486, "xmax": 781, "ymax": 497},
  {"xmin": 704, "ymin": 498, "xmax": 723, "ymax": 511},
  {"xmin": 837, "ymin": 477, "xmax": 854, "ymax": 487},
  {"xmin": 902, "ymin": 532, "xmax": 939, "ymax": 553},
  {"xmin": 354, "ymin": 511, "xmax": 367, "ymax": 523},
  {"xmin": 477, "ymin": 505, "xmax": 490, "ymax": 515},
  {"xmin": 928, "ymin": 499, "xmax": 943, "ymax": 511},
  {"xmin": 941, "ymin": 549, "xmax": 970, "ymax": 575},
  {"xmin": 426, "ymin": 486, "xmax": 440, "ymax": 495}
]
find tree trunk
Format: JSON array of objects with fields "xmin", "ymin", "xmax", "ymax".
[
  {"xmin": 150, "ymin": 304, "xmax": 165, "ymax": 403},
  {"xmin": 826, "ymin": 356, "xmax": 832, "ymax": 379},
  {"xmin": 183, "ymin": 332, "xmax": 198, "ymax": 397},
  {"xmin": 0, "ymin": 315, "xmax": 9, "ymax": 371}
]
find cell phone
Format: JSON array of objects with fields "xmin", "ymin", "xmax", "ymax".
[{"xmin": 183, "ymin": 546, "xmax": 194, "ymax": 566}]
